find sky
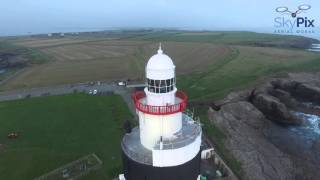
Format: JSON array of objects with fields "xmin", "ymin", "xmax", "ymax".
[{"xmin": 0, "ymin": 0, "xmax": 319, "ymax": 37}]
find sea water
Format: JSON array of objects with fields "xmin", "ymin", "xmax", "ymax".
[
  {"xmin": 308, "ymin": 43, "xmax": 320, "ymax": 52},
  {"xmin": 291, "ymin": 112, "xmax": 320, "ymax": 136}
]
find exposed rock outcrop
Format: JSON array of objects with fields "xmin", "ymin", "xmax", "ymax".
[
  {"xmin": 271, "ymin": 74, "xmax": 320, "ymax": 104},
  {"xmin": 209, "ymin": 102, "xmax": 294, "ymax": 180},
  {"xmin": 251, "ymin": 93, "xmax": 301, "ymax": 125},
  {"xmin": 207, "ymin": 72, "xmax": 320, "ymax": 180}
]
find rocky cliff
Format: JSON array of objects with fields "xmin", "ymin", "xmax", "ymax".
[{"xmin": 208, "ymin": 72, "xmax": 320, "ymax": 180}]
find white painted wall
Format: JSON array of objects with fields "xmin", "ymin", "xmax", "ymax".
[
  {"xmin": 152, "ymin": 134, "xmax": 201, "ymax": 167},
  {"xmin": 146, "ymin": 68, "xmax": 175, "ymax": 80},
  {"xmin": 144, "ymin": 87, "xmax": 177, "ymax": 106},
  {"xmin": 139, "ymin": 112, "xmax": 182, "ymax": 149}
]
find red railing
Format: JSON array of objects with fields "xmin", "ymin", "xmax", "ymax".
[{"xmin": 132, "ymin": 91, "xmax": 188, "ymax": 115}]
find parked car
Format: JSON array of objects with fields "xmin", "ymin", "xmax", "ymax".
[{"xmin": 118, "ymin": 81, "xmax": 126, "ymax": 86}]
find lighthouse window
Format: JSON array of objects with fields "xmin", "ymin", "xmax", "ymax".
[
  {"xmin": 160, "ymin": 87, "xmax": 166, "ymax": 93},
  {"xmin": 149, "ymin": 79, "xmax": 155, "ymax": 86},
  {"xmin": 147, "ymin": 78, "xmax": 175, "ymax": 93},
  {"xmin": 149, "ymin": 86, "xmax": 155, "ymax": 93},
  {"xmin": 160, "ymin": 80, "xmax": 166, "ymax": 87},
  {"xmin": 155, "ymin": 80, "xmax": 160, "ymax": 86},
  {"xmin": 166, "ymin": 79, "xmax": 171, "ymax": 86}
]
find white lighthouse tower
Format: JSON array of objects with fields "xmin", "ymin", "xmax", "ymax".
[{"xmin": 121, "ymin": 44, "xmax": 202, "ymax": 180}]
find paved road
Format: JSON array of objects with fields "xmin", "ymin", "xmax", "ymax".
[
  {"xmin": 0, "ymin": 82, "xmax": 137, "ymax": 116},
  {"xmin": 0, "ymin": 82, "xmax": 116, "ymax": 101}
]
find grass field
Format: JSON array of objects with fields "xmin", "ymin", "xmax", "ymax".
[
  {"xmin": 131, "ymin": 31, "xmax": 311, "ymax": 45},
  {"xmin": 178, "ymin": 45, "xmax": 320, "ymax": 101},
  {"xmin": 0, "ymin": 40, "xmax": 232, "ymax": 90},
  {"xmin": 0, "ymin": 41, "xmax": 51, "ymax": 82},
  {"xmin": 1, "ymin": 31, "xmax": 318, "ymax": 92},
  {"xmin": 0, "ymin": 94, "xmax": 132, "ymax": 180}
]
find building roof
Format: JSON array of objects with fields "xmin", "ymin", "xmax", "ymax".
[{"xmin": 146, "ymin": 43, "xmax": 175, "ymax": 71}]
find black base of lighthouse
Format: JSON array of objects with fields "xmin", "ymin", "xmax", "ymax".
[{"xmin": 122, "ymin": 149, "xmax": 201, "ymax": 180}]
